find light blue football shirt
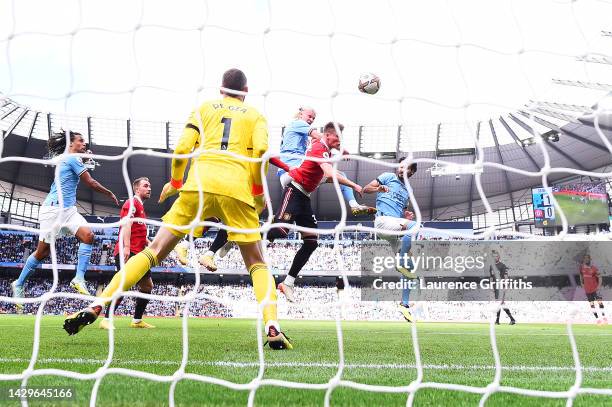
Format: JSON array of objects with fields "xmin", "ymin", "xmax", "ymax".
[
  {"xmin": 43, "ymin": 155, "xmax": 87, "ymax": 208},
  {"xmin": 375, "ymin": 172, "xmax": 409, "ymax": 218},
  {"xmin": 277, "ymin": 119, "xmax": 311, "ymax": 176}
]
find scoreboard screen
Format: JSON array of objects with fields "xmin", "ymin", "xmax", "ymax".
[
  {"xmin": 532, "ymin": 183, "xmax": 609, "ymax": 227},
  {"xmin": 532, "ymin": 187, "xmax": 555, "ymax": 227}
]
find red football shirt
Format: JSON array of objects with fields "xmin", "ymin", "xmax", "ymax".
[
  {"xmin": 580, "ymin": 264, "xmax": 600, "ymax": 294},
  {"xmin": 288, "ymin": 139, "xmax": 331, "ymax": 193},
  {"xmin": 113, "ymin": 196, "xmax": 148, "ymax": 256}
]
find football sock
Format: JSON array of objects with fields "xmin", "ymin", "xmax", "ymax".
[
  {"xmin": 96, "ymin": 248, "xmax": 157, "ymax": 306},
  {"xmin": 104, "ymin": 296, "xmax": 124, "ymax": 318},
  {"xmin": 134, "ymin": 294, "xmax": 150, "ymax": 320},
  {"xmin": 337, "ymin": 171, "xmax": 356, "ymax": 204},
  {"xmin": 249, "ymin": 263, "xmax": 278, "ymax": 328},
  {"xmin": 341, "ymin": 186, "xmax": 356, "ymax": 204},
  {"xmin": 75, "ymin": 243, "xmax": 93, "ymax": 280},
  {"xmin": 504, "ymin": 307, "xmax": 514, "ymax": 321},
  {"xmin": 399, "ymin": 234, "xmax": 413, "ymax": 269},
  {"xmin": 284, "ymin": 275, "xmax": 295, "ymax": 286},
  {"xmin": 15, "ymin": 254, "xmax": 41, "ymax": 286},
  {"xmin": 288, "ymin": 236, "xmax": 318, "ymax": 278},
  {"xmin": 401, "ymin": 276, "xmax": 411, "ymax": 306},
  {"xmin": 209, "ymin": 229, "xmax": 228, "ymax": 254},
  {"xmin": 591, "ymin": 304, "xmax": 598, "ymax": 318},
  {"xmin": 599, "ymin": 303, "xmax": 605, "ymax": 316}
]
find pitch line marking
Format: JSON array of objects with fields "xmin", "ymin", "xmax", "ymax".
[{"xmin": 1, "ymin": 358, "xmax": 611, "ymax": 372}]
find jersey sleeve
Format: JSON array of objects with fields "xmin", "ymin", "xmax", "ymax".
[
  {"xmin": 67, "ymin": 156, "xmax": 87, "ymax": 177},
  {"xmin": 269, "ymin": 157, "xmax": 290, "ymax": 172},
  {"xmin": 294, "ymin": 120, "xmax": 311, "ymax": 137},
  {"xmin": 249, "ymin": 114, "xmax": 269, "ymax": 195},
  {"xmin": 171, "ymin": 110, "xmax": 202, "ymax": 183},
  {"xmin": 376, "ymin": 172, "xmax": 394, "ymax": 186}
]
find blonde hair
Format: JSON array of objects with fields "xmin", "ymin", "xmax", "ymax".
[{"xmin": 294, "ymin": 106, "xmax": 315, "ymax": 119}]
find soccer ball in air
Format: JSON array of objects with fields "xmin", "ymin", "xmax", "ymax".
[{"xmin": 358, "ymin": 73, "xmax": 381, "ymax": 95}]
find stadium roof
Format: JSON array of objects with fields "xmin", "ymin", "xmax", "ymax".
[{"xmin": 1, "ymin": 92, "xmax": 611, "ymax": 221}]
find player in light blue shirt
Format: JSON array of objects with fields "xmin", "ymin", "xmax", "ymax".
[
  {"xmin": 11, "ymin": 131, "xmax": 118, "ymax": 307},
  {"xmin": 364, "ymin": 157, "xmax": 418, "ymax": 321},
  {"xmin": 277, "ymin": 110, "xmax": 314, "ymax": 174},
  {"xmin": 277, "ymin": 106, "xmax": 375, "ymax": 216},
  {"xmin": 43, "ymin": 155, "xmax": 86, "ymax": 208}
]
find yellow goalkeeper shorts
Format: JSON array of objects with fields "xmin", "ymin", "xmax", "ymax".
[{"xmin": 162, "ymin": 191, "xmax": 261, "ymax": 243}]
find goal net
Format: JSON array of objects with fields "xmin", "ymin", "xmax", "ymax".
[{"xmin": 1, "ymin": 0, "xmax": 611, "ymax": 405}]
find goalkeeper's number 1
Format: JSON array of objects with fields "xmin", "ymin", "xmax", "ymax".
[{"xmin": 221, "ymin": 117, "xmax": 232, "ymax": 150}]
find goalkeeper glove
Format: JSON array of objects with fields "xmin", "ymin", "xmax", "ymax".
[{"xmin": 159, "ymin": 179, "xmax": 182, "ymax": 203}]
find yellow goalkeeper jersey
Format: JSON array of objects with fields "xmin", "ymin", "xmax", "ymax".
[{"xmin": 171, "ymin": 96, "xmax": 268, "ymax": 207}]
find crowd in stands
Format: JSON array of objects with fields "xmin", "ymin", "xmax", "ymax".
[
  {"xmin": 0, "ymin": 277, "xmax": 601, "ymax": 323},
  {"xmin": 553, "ymin": 182, "xmax": 606, "ymax": 194},
  {"xmin": 0, "ymin": 231, "xmax": 367, "ymax": 272},
  {"xmin": 0, "ymin": 278, "xmax": 231, "ymax": 318},
  {"xmin": 0, "ymin": 233, "xmax": 35, "ymax": 263}
]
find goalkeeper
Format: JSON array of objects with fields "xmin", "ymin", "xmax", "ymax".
[{"xmin": 64, "ymin": 68, "xmax": 292, "ymax": 349}]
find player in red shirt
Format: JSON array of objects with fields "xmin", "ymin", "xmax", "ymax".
[
  {"xmin": 579, "ymin": 254, "xmax": 607, "ymax": 324},
  {"xmin": 100, "ymin": 177, "xmax": 155, "ymax": 329},
  {"xmin": 267, "ymin": 122, "xmax": 363, "ymax": 302}
]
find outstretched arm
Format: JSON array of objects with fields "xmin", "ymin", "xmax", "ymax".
[
  {"xmin": 319, "ymin": 162, "xmax": 362, "ymax": 196},
  {"xmin": 363, "ymin": 178, "xmax": 389, "ymax": 194},
  {"xmin": 160, "ymin": 111, "xmax": 201, "ymax": 202},
  {"xmin": 269, "ymin": 157, "xmax": 290, "ymax": 172},
  {"xmin": 120, "ymin": 221, "xmax": 132, "ymax": 262},
  {"xmin": 80, "ymin": 171, "xmax": 119, "ymax": 205}
]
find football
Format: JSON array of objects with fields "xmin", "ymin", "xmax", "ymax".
[{"xmin": 358, "ymin": 73, "xmax": 381, "ymax": 95}]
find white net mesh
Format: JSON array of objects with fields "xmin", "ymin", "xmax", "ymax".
[{"xmin": 1, "ymin": 0, "xmax": 612, "ymax": 405}]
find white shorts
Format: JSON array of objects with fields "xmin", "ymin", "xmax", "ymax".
[
  {"xmin": 38, "ymin": 205, "xmax": 87, "ymax": 243},
  {"xmin": 375, "ymin": 216, "xmax": 418, "ymax": 248},
  {"xmin": 374, "ymin": 216, "xmax": 415, "ymax": 233}
]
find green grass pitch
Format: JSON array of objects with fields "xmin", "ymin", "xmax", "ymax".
[
  {"xmin": 0, "ymin": 316, "xmax": 610, "ymax": 406},
  {"xmin": 552, "ymin": 194, "xmax": 608, "ymax": 226}
]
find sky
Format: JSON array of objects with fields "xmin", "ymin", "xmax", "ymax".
[{"xmin": 1, "ymin": 0, "xmax": 611, "ymax": 132}]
